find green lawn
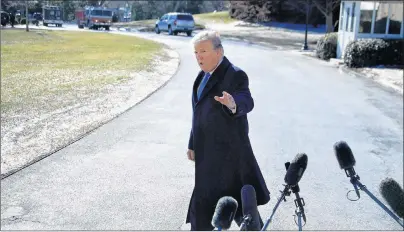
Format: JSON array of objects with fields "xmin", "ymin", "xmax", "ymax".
[
  {"xmin": 114, "ymin": 19, "xmax": 157, "ymax": 27},
  {"xmin": 1, "ymin": 29, "xmax": 163, "ymax": 113},
  {"xmin": 193, "ymin": 11, "xmax": 236, "ymax": 24}
]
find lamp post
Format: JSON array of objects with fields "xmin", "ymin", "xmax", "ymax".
[
  {"xmin": 302, "ymin": 0, "xmax": 309, "ymax": 50},
  {"xmin": 25, "ymin": 0, "xmax": 29, "ymax": 32}
]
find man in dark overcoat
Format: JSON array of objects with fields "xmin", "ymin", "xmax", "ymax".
[{"xmin": 185, "ymin": 30, "xmax": 271, "ymax": 231}]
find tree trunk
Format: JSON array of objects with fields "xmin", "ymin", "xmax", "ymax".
[
  {"xmin": 173, "ymin": 1, "xmax": 182, "ymax": 12},
  {"xmin": 312, "ymin": 0, "xmax": 340, "ymax": 32},
  {"xmin": 326, "ymin": 13, "xmax": 333, "ymax": 32}
]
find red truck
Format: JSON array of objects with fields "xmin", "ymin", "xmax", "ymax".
[{"xmin": 75, "ymin": 6, "xmax": 113, "ymax": 30}]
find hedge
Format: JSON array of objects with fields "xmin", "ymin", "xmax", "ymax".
[
  {"xmin": 316, "ymin": 32, "xmax": 338, "ymax": 60},
  {"xmin": 343, "ymin": 38, "xmax": 404, "ymax": 68}
]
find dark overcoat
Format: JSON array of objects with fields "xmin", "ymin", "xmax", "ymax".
[{"xmin": 185, "ymin": 56, "xmax": 271, "ymax": 230}]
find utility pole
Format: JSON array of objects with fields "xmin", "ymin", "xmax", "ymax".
[{"xmin": 25, "ymin": 0, "xmax": 29, "ymax": 32}]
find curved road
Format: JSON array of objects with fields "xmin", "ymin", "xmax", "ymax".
[{"xmin": 1, "ymin": 25, "xmax": 403, "ymax": 230}]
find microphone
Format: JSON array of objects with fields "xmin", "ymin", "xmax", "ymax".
[
  {"xmin": 285, "ymin": 153, "xmax": 308, "ymax": 228},
  {"xmin": 262, "ymin": 153, "xmax": 308, "ymax": 231},
  {"xmin": 333, "ymin": 140, "xmax": 404, "ymax": 228},
  {"xmin": 333, "ymin": 141, "xmax": 361, "ymax": 198},
  {"xmin": 284, "ymin": 153, "xmax": 308, "ymax": 187},
  {"xmin": 211, "ymin": 196, "xmax": 238, "ymax": 231},
  {"xmin": 334, "ymin": 140, "xmax": 356, "ymax": 169},
  {"xmin": 379, "ymin": 178, "xmax": 404, "ymax": 219},
  {"xmin": 240, "ymin": 185, "xmax": 261, "ymax": 231},
  {"xmin": 334, "ymin": 140, "xmax": 356, "ymax": 175}
]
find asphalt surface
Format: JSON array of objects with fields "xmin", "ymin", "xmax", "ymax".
[{"xmin": 1, "ymin": 24, "xmax": 403, "ymax": 230}]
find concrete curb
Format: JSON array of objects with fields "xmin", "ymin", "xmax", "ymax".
[
  {"xmin": 1, "ymin": 35, "xmax": 182, "ymax": 180},
  {"xmin": 338, "ymin": 65, "xmax": 403, "ymax": 95}
]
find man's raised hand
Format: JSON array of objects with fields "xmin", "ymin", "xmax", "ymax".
[{"xmin": 214, "ymin": 91, "xmax": 236, "ymax": 110}]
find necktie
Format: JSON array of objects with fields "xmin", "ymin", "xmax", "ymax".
[{"xmin": 197, "ymin": 72, "xmax": 211, "ymax": 100}]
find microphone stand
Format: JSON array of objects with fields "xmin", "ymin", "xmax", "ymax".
[
  {"xmin": 346, "ymin": 168, "xmax": 404, "ymax": 228},
  {"xmin": 239, "ymin": 214, "xmax": 251, "ymax": 231},
  {"xmin": 291, "ymin": 185, "xmax": 306, "ymax": 231},
  {"xmin": 261, "ymin": 184, "xmax": 291, "ymax": 231}
]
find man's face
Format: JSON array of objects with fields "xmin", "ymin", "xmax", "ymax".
[{"xmin": 194, "ymin": 40, "xmax": 223, "ymax": 73}]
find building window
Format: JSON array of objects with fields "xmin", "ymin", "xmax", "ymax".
[
  {"xmin": 373, "ymin": 2, "xmax": 389, "ymax": 34},
  {"xmin": 388, "ymin": 3, "xmax": 403, "ymax": 34},
  {"xmin": 350, "ymin": 2, "xmax": 356, "ymax": 32},
  {"xmin": 359, "ymin": 2, "xmax": 374, "ymax": 33},
  {"xmin": 340, "ymin": 2, "xmax": 345, "ymax": 31},
  {"xmin": 346, "ymin": 8, "xmax": 350, "ymax": 31}
]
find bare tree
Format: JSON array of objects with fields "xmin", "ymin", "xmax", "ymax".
[
  {"xmin": 229, "ymin": 1, "xmax": 273, "ymax": 23},
  {"xmin": 173, "ymin": 1, "xmax": 182, "ymax": 12},
  {"xmin": 284, "ymin": 0, "xmax": 315, "ymax": 14},
  {"xmin": 256, "ymin": 1, "xmax": 271, "ymax": 22},
  {"xmin": 312, "ymin": 0, "xmax": 340, "ymax": 32},
  {"xmin": 198, "ymin": 1, "xmax": 227, "ymax": 13},
  {"xmin": 285, "ymin": 0, "xmax": 340, "ymax": 32}
]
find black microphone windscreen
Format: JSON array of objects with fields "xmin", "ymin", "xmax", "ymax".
[
  {"xmin": 379, "ymin": 177, "xmax": 404, "ymax": 218},
  {"xmin": 333, "ymin": 141, "xmax": 356, "ymax": 170},
  {"xmin": 241, "ymin": 185, "xmax": 261, "ymax": 231},
  {"xmin": 211, "ymin": 196, "xmax": 238, "ymax": 230},
  {"xmin": 284, "ymin": 153, "xmax": 308, "ymax": 186}
]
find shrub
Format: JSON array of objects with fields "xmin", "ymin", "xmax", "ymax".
[
  {"xmin": 344, "ymin": 38, "xmax": 404, "ymax": 68},
  {"xmin": 316, "ymin": 32, "xmax": 338, "ymax": 60}
]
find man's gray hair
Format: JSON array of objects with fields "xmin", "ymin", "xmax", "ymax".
[{"xmin": 191, "ymin": 30, "xmax": 223, "ymax": 50}]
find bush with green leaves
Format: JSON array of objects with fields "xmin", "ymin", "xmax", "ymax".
[
  {"xmin": 344, "ymin": 38, "xmax": 403, "ymax": 68},
  {"xmin": 315, "ymin": 32, "xmax": 338, "ymax": 60}
]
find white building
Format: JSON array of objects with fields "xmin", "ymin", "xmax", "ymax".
[{"xmin": 337, "ymin": 1, "xmax": 403, "ymax": 59}]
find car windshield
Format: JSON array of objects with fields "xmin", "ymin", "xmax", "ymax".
[
  {"xmin": 93, "ymin": 10, "xmax": 102, "ymax": 16},
  {"xmin": 102, "ymin": 11, "xmax": 112, "ymax": 17},
  {"xmin": 177, "ymin": 14, "xmax": 194, "ymax": 21},
  {"xmin": 92, "ymin": 10, "xmax": 112, "ymax": 17}
]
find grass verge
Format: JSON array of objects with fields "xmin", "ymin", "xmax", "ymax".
[
  {"xmin": 193, "ymin": 11, "xmax": 236, "ymax": 24},
  {"xmin": 0, "ymin": 29, "xmax": 163, "ymax": 114}
]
